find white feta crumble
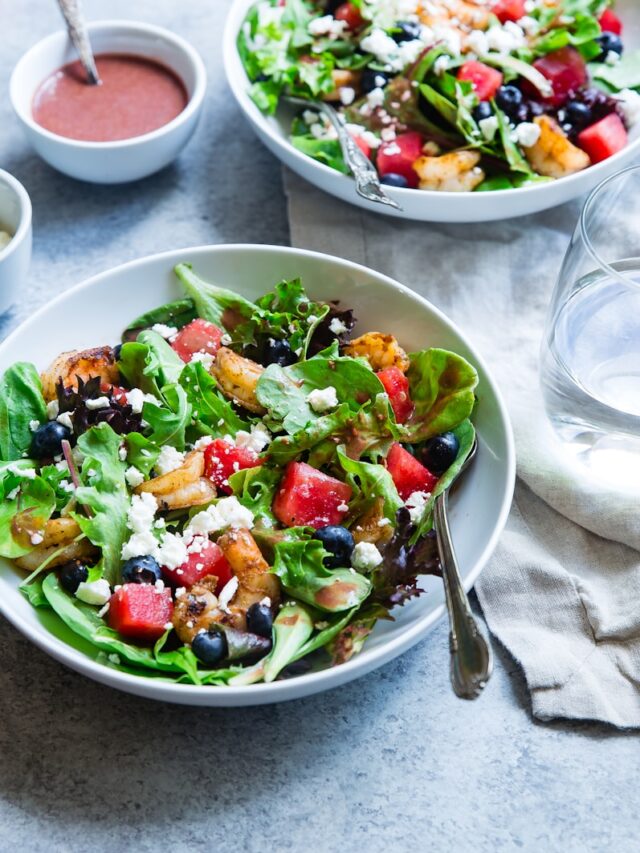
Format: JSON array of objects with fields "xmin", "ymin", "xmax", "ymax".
[
  {"xmin": 218, "ymin": 575, "xmax": 239, "ymax": 612},
  {"xmin": 127, "ymin": 492, "xmax": 158, "ymax": 533},
  {"xmin": 405, "ymin": 490, "xmax": 431, "ymax": 523},
  {"xmin": 339, "ymin": 86, "xmax": 356, "ymax": 106},
  {"xmin": 617, "ymin": 89, "xmax": 640, "ymax": 126},
  {"xmin": 328, "ymin": 316, "xmax": 348, "ymax": 336},
  {"xmin": 360, "ymin": 28, "xmax": 399, "ymax": 65},
  {"xmin": 306, "ymin": 386, "xmax": 339, "ymax": 413},
  {"xmin": 303, "ymin": 109, "xmax": 320, "ymax": 126},
  {"xmin": 466, "ymin": 29, "xmax": 488, "ymax": 57},
  {"xmin": 59, "ymin": 479, "xmax": 74, "ymax": 493},
  {"xmin": 154, "ymin": 445, "xmax": 185, "ymax": 475},
  {"xmin": 125, "ymin": 466, "xmax": 145, "ymax": 488},
  {"xmin": 381, "ymin": 127, "xmax": 397, "ymax": 142},
  {"xmin": 220, "ymin": 333, "xmax": 232, "ymax": 346},
  {"xmin": 432, "ymin": 23, "xmax": 462, "ymax": 57},
  {"xmin": 216, "ymin": 496, "xmax": 255, "ymax": 529},
  {"xmin": 85, "ymin": 396, "xmax": 111, "ymax": 411},
  {"xmin": 479, "ymin": 115, "xmax": 499, "ymax": 142},
  {"xmin": 486, "ymin": 22, "xmax": 525, "ymax": 54},
  {"xmin": 151, "ymin": 323, "xmax": 178, "ymax": 339},
  {"xmin": 76, "ymin": 579, "xmax": 111, "ymax": 606},
  {"xmin": 308, "ymin": 14, "xmax": 347, "ymax": 40},
  {"xmin": 351, "ymin": 541, "xmax": 383, "ymax": 571},
  {"xmin": 118, "ymin": 444, "xmax": 128, "ymax": 461},
  {"xmin": 29, "ymin": 419, "xmax": 40, "ymax": 432},
  {"xmin": 234, "ymin": 423, "xmax": 271, "ymax": 453},
  {"xmin": 56, "ymin": 411, "xmax": 73, "ymax": 431},
  {"xmin": 193, "ymin": 435, "xmax": 214, "ymax": 450},
  {"xmin": 513, "ymin": 121, "xmax": 541, "ymax": 148},
  {"xmin": 189, "ymin": 351, "xmax": 215, "ymax": 370},
  {"xmin": 605, "ymin": 50, "xmax": 621, "ymax": 66},
  {"xmin": 7, "ymin": 463, "xmax": 36, "ymax": 479},
  {"xmin": 518, "ymin": 15, "xmax": 539, "ymax": 36},
  {"xmin": 366, "ymin": 86, "xmax": 386, "ymax": 109},
  {"xmin": 46, "ymin": 399, "xmax": 59, "ymax": 420},
  {"xmin": 156, "ymin": 533, "xmax": 188, "ymax": 571},
  {"xmin": 433, "ymin": 55, "xmax": 451, "ymax": 76},
  {"xmin": 30, "ymin": 532, "xmax": 44, "ymax": 545},
  {"xmin": 125, "ymin": 388, "xmax": 145, "ymax": 414}
]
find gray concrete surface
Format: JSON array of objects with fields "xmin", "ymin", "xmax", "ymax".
[{"xmin": 0, "ymin": 3, "xmax": 636, "ymax": 852}]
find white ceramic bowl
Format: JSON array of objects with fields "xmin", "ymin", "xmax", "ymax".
[
  {"xmin": 0, "ymin": 170, "xmax": 32, "ymax": 315},
  {"xmin": 0, "ymin": 245, "xmax": 515, "ymax": 705},
  {"xmin": 10, "ymin": 20, "xmax": 207, "ymax": 184},
  {"xmin": 224, "ymin": 0, "xmax": 640, "ymax": 222}
]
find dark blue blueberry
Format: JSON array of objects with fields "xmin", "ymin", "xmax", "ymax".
[
  {"xmin": 246, "ymin": 602, "xmax": 273, "ymax": 638},
  {"xmin": 495, "ymin": 85, "xmax": 523, "ymax": 118},
  {"xmin": 113, "ymin": 343, "xmax": 122, "ymax": 360},
  {"xmin": 263, "ymin": 338, "xmax": 297, "ymax": 367},
  {"xmin": 122, "ymin": 555, "xmax": 162, "ymax": 585},
  {"xmin": 565, "ymin": 101, "xmax": 593, "ymax": 131},
  {"xmin": 472, "ymin": 101, "xmax": 493, "ymax": 122},
  {"xmin": 192, "ymin": 630, "xmax": 228, "ymax": 666},
  {"xmin": 392, "ymin": 21, "xmax": 421, "ymax": 43},
  {"xmin": 314, "ymin": 525, "xmax": 355, "ymax": 569},
  {"xmin": 361, "ymin": 68, "xmax": 390, "ymax": 93},
  {"xmin": 380, "ymin": 173, "xmax": 408, "ymax": 188},
  {"xmin": 30, "ymin": 421, "xmax": 71, "ymax": 459},
  {"xmin": 419, "ymin": 432, "xmax": 460, "ymax": 475},
  {"xmin": 59, "ymin": 560, "xmax": 89, "ymax": 594},
  {"xmin": 595, "ymin": 32, "xmax": 623, "ymax": 61}
]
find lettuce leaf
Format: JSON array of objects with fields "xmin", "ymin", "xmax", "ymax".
[
  {"xmin": 0, "ymin": 471, "xmax": 56, "ymax": 558},
  {"xmin": 0, "ymin": 362, "xmax": 47, "ymax": 461},
  {"xmin": 180, "ymin": 360, "xmax": 251, "ymax": 438},
  {"xmin": 337, "ymin": 447, "xmax": 402, "ymax": 523},
  {"xmin": 228, "ymin": 464, "xmax": 281, "ymax": 527},
  {"xmin": 123, "ymin": 298, "xmax": 196, "ymax": 342},
  {"xmin": 590, "ymin": 50, "xmax": 640, "ymax": 91}
]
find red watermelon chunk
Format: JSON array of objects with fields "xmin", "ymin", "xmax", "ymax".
[
  {"xmin": 108, "ymin": 583, "xmax": 173, "ymax": 643},
  {"xmin": 161, "ymin": 538, "xmax": 233, "ymax": 591},
  {"xmin": 273, "ymin": 461, "xmax": 352, "ymax": 529},
  {"xmin": 171, "ymin": 318, "xmax": 224, "ymax": 364},
  {"xmin": 386, "ymin": 443, "xmax": 438, "ymax": 500}
]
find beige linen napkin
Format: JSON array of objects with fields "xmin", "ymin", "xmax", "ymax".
[{"xmin": 284, "ymin": 168, "xmax": 640, "ymax": 727}]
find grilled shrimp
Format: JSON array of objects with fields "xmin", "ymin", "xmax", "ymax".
[
  {"xmin": 413, "ymin": 150, "xmax": 485, "ymax": 192},
  {"xmin": 343, "ymin": 332, "xmax": 410, "ymax": 373},
  {"xmin": 419, "ymin": 0, "xmax": 491, "ymax": 31},
  {"xmin": 352, "ymin": 498, "xmax": 395, "ymax": 546},
  {"xmin": 40, "ymin": 346, "xmax": 119, "ymax": 401},
  {"xmin": 217, "ymin": 528, "xmax": 280, "ymax": 631},
  {"xmin": 524, "ymin": 116, "xmax": 591, "ymax": 178},
  {"xmin": 14, "ymin": 518, "xmax": 98, "ymax": 571},
  {"xmin": 172, "ymin": 576, "xmax": 220, "ymax": 644},
  {"xmin": 135, "ymin": 450, "xmax": 216, "ymax": 511},
  {"xmin": 211, "ymin": 347, "xmax": 266, "ymax": 414}
]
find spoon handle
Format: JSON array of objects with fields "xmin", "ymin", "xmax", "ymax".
[
  {"xmin": 434, "ymin": 490, "xmax": 493, "ymax": 700},
  {"xmin": 56, "ymin": 0, "xmax": 101, "ymax": 85}
]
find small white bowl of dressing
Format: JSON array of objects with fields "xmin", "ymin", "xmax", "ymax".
[
  {"xmin": 0, "ymin": 170, "xmax": 32, "ymax": 315},
  {"xmin": 10, "ymin": 20, "xmax": 207, "ymax": 184}
]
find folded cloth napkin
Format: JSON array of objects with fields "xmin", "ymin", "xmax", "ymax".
[{"xmin": 284, "ymin": 168, "xmax": 640, "ymax": 728}]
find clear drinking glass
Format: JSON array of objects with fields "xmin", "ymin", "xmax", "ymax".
[{"xmin": 540, "ymin": 166, "xmax": 640, "ymax": 488}]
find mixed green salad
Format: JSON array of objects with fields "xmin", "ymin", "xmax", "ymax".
[
  {"xmin": 1, "ymin": 265, "xmax": 478, "ymax": 686},
  {"xmin": 238, "ymin": 0, "xmax": 639, "ymax": 192}
]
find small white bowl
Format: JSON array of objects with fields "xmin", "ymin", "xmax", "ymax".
[
  {"xmin": 10, "ymin": 20, "xmax": 207, "ymax": 184},
  {"xmin": 0, "ymin": 170, "xmax": 32, "ymax": 315}
]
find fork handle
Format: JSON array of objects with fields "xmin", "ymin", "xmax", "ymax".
[{"xmin": 434, "ymin": 490, "xmax": 493, "ymax": 699}]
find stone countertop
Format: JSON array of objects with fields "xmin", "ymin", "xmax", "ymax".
[{"xmin": 0, "ymin": 3, "xmax": 636, "ymax": 851}]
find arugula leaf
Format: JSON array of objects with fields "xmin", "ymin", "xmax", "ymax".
[
  {"xmin": 228, "ymin": 464, "xmax": 280, "ymax": 527},
  {"xmin": 0, "ymin": 473, "xmax": 56, "ymax": 558},
  {"xmin": 0, "ymin": 363, "xmax": 47, "ymax": 461},
  {"xmin": 402, "ymin": 349, "xmax": 478, "ymax": 443},
  {"xmin": 336, "ymin": 447, "xmax": 402, "ymax": 523},
  {"xmin": 123, "ymin": 298, "xmax": 196, "ymax": 341},
  {"xmin": 142, "ymin": 384, "xmax": 191, "ymax": 451},
  {"xmin": 39, "ymin": 463, "xmax": 75, "ymax": 511},
  {"xmin": 180, "ymin": 360, "xmax": 251, "ymax": 438},
  {"xmin": 72, "ymin": 424, "xmax": 129, "ymax": 586},
  {"xmin": 493, "ymin": 103, "xmax": 534, "ymax": 174},
  {"xmin": 136, "ymin": 330, "xmax": 184, "ymax": 388},
  {"xmin": 174, "ymin": 263, "xmax": 257, "ymax": 329},
  {"xmin": 256, "ymin": 349, "xmax": 384, "ymax": 433},
  {"xmin": 271, "ymin": 538, "xmax": 372, "ymax": 613},
  {"xmin": 124, "ymin": 432, "xmax": 160, "ymax": 475},
  {"xmin": 282, "ymin": 0, "xmax": 313, "ymax": 49},
  {"xmin": 118, "ymin": 342, "xmax": 162, "ymax": 397},
  {"xmin": 590, "ymin": 51, "xmax": 640, "ymax": 90},
  {"xmin": 20, "ymin": 576, "xmax": 50, "ymax": 609}
]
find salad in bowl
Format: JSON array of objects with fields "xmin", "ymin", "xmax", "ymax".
[
  {"xmin": 0, "ymin": 264, "xmax": 479, "ymax": 688},
  {"xmin": 237, "ymin": 0, "xmax": 639, "ymax": 193}
]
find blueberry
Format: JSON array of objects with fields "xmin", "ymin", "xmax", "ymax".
[
  {"xmin": 30, "ymin": 421, "xmax": 71, "ymax": 459},
  {"xmin": 392, "ymin": 20, "xmax": 421, "ymax": 43},
  {"xmin": 565, "ymin": 101, "xmax": 593, "ymax": 131},
  {"xmin": 59, "ymin": 560, "xmax": 89, "ymax": 594},
  {"xmin": 419, "ymin": 432, "xmax": 460, "ymax": 475},
  {"xmin": 263, "ymin": 338, "xmax": 298, "ymax": 367},
  {"xmin": 380, "ymin": 173, "xmax": 408, "ymax": 188},
  {"xmin": 314, "ymin": 526, "xmax": 355, "ymax": 569},
  {"xmin": 246, "ymin": 602, "xmax": 273, "ymax": 638},
  {"xmin": 595, "ymin": 32, "xmax": 623, "ymax": 61},
  {"xmin": 192, "ymin": 630, "xmax": 228, "ymax": 666},
  {"xmin": 472, "ymin": 101, "xmax": 493, "ymax": 122},
  {"xmin": 495, "ymin": 85, "xmax": 523, "ymax": 117},
  {"xmin": 361, "ymin": 68, "xmax": 390, "ymax": 93},
  {"xmin": 113, "ymin": 343, "xmax": 122, "ymax": 360},
  {"xmin": 122, "ymin": 555, "xmax": 162, "ymax": 584}
]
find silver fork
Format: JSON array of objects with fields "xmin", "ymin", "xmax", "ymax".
[
  {"xmin": 285, "ymin": 96, "xmax": 401, "ymax": 211},
  {"xmin": 433, "ymin": 439, "xmax": 493, "ymax": 700}
]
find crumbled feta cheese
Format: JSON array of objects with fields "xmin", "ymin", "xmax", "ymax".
[
  {"xmin": 617, "ymin": 89, "xmax": 640, "ymax": 126},
  {"xmin": 306, "ymin": 386, "xmax": 339, "ymax": 413},
  {"xmin": 381, "ymin": 127, "xmax": 397, "ymax": 143},
  {"xmin": 56, "ymin": 412, "xmax": 73, "ymax": 431},
  {"xmin": 329, "ymin": 316, "xmax": 348, "ymax": 335},
  {"xmin": 29, "ymin": 419, "xmax": 40, "ymax": 432},
  {"xmin": 351, "ymin": 541, "xmax": 383, "ymax": 571},
  {"xmin": 85, "ymin": 396, "xmax": 111, "ymax": 410},
  {"xmin": 513, "ymin": 121, "xmax": 541, "ymax": 148},
  {"xmin": 76, "ymin": 579, "xmax": 111, "ymax": 606},
  {"xmin": 366, "ymin": 86, "xmax": 386, "ymax": 109},
  {"xmin": 432, "ymin": 24, "xmax": 462, "ymax": 57},
  {"xmin": 156, "ymin": 533, "xmax": 188, "ymax": 571},
  {"xmin": 193, "ymin": 435, "xmax": 214, "ymax": 450},
  {"xmin": 486, "ymin": 22, "xmax": 525, "ymax": 54},
  {"xmin": 125, "ymin": 466, "xmax": 145, "ymax": 488},
  {"xmin": 7, "ymin": 463, "xmax": 36, "ymax": 479},
  {"xmin": 339, "ymin": 86, "xmax": 356, "ymax": 106},
  {"xmin": 126, "ymin": 388, "xmax": 145, "ymax": 414},
  {"xmin": 308, "ymin": 14, "xmax": 347, "ymax": 40},
  {"xmin": 433, "ymin": 55, "xmax": 451, "ymax": 76},
  {"xmin": 59, "ymin": 479, "xmax": 74, "ymax": 493},
  {"xmin": 360, "ymin": 28, "xmax": 399, "ymax": 64},
  {"xmin": 190, "ymin": 351, "xmax": 214, "ymax": 370},
  {"xmin": 518, "ymin": 15, "xmax": 539, "ymax": 36},
  {"xmin": 216, "ymin": 496, "xmax": 254, "ymax": 530},
  {"xmin": 30, "ymin": 532, "xmax": 44, "ymax": 545},
  {"xmin": 466, "ymin": 29, "xmax": 488, "ymax": 57},
  {"xmin": 377, "ymin": 517, "xmax": 391, "ymax": 527},
  {"xmin": 118, "ymin": 444, "xmax": 128, "ymax": 461},
  {"xmin": 405, "ymin": 490, "xmax": 431, "ymax": 523},
  {"xmin": 605, "ymin": 50, "xmax": 620, "ymax": 66},
  {"xmin": 479, "ymin": 115, "xmax": 499, "ymax": 142},
  {"xmin": 46, "ymin": 399, "xmax": 59, "ymax": 419},
  {"xmin": 218, "ymin": 576, "xmax": 239, "ymax": 612},
  {"xmin": 234, "ymin": 423, "xmax": 271, "ymax": 453},
  {"xmin": 346, "ymin": 123, "xmax": 381, "ymax": 149},
  {"xmin": 155, "ymin": 445, "xmax": 185, "ymax": 475},
  {"xmin": 303, "ymin": 109, "xmax": 320, "ymax": 126},
  {"xmin": 151, "ymin": 323, "xmax": 178, "ymax": 339},
  {"xmin": 127, "ymin": 492, "xmax": 158, "ymax": 533}
]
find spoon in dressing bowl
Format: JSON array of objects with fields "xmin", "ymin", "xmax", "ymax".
[
  {"xmin": 433, "ymin": 439, "xmax": 493, "ymax": 700},
  {"xmin": 56, "ymin": 0, "xmax": 101, "ymax": 85}
]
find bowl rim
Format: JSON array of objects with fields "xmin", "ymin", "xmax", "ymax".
[
  {"xmin": 223, "ymin": 0, "xmax": 640, "ymax": 204},
  {"xmin": 9, "ymin": 19, "xmax": 207, "ymax": 151},
  {"xmin": 0, "ymin": 244, "xmax": 516, "ymax": 703},
  {"xmin": 0, "ymin": 168, "xmax": 32, "ymax": 264}
]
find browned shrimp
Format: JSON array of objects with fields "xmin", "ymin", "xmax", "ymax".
[
  {"xmin": 217, "ymin": 528, "xmax": 280, "ymax": 630},
  {"xmin": 40, "ymin": 346, "xmax": 119, "ymax": 401},
  {"xmin": 134, "ymin": 451, "xmax": 216, "ymax": 511},
  {"xmin": 15, "ymin": 518, "xmax": 98, "ymax": 571}
]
